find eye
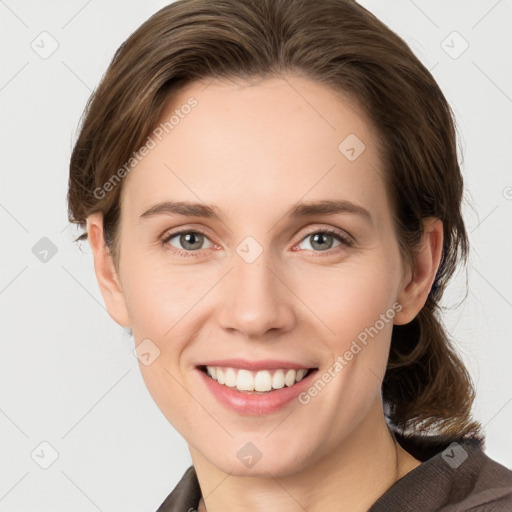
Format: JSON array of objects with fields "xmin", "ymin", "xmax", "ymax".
[
  {"xmin": 161, "ymin": 229, "xmax": 214, "ymax": 257},
  {"xmin": 294, "ymin": 227, "xmax": 354, "ymax": 254}
]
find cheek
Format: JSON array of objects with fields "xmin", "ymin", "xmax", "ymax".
[
  {"xmin": 121, "ymin": 253, "xmax": 203, "ymax": 335},
  {"xmin": 296, "ymin": 259, "xmax": 400, "ymax": 398},
  {"xmin": 294, "ymin": 258, "xmax": 399, "ymax": 339}
]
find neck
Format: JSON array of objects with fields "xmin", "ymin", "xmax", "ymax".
[{"xmin": 191, "ymin": 397, "xmax": 421, "ymax": 512}]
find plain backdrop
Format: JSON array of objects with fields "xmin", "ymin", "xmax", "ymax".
[{"xmin": 1, "ymin": 0, "xmax": 511, "ymax": 510}]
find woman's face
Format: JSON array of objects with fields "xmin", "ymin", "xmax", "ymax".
[{"xmin": 110, "ymin": 75, "xmax": 411, "ymax": 476}]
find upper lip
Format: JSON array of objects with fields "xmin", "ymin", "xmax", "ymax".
[{"xmin": 196, "ymin": 358, "xmax": 318, "ymax": 371}]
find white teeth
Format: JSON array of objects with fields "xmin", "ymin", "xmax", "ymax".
[
  {"xmin": 205, "ymin": 366, "xmax": 311, "ymax": 393},
  {"xmin": 237, "ymin": 369, "xmax": 254, "ymax": 391},
  {"xmin": 224, "ymin": 367, "xmax": 237, "ymax": 387},
  {"xmin": 296, "ymin": 368, "xmax": 307, "ymax": 381},
  {"xmin": 254, "ymin": 370, "xmax": 272, "ymax": 391},
  {"xmin": 284, "ymin": 369, "xmax": 296, "ymax": 387},
  {"xmin": 272, "ymin": 369, "xmax": 285, "ymax": 389}
]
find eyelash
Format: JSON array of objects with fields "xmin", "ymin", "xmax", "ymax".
[{"xmin": 160, "ymin": 226, "xmax": 354, "ymax": 258}]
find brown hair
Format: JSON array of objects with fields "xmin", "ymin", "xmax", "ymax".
[{"xmin": 67, "ymin": 0, "xmax": 483, "ymax": 441}]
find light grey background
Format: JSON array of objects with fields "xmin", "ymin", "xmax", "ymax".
[{"xmin": 1, "ymin": 0, "xmax": 511, "ymax": 510}]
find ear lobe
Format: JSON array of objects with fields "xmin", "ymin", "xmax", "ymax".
[
  {"xmin": 394, "ymin": 217, "xmax": 444, "ymax": 326},
  {"xmin": 86, "ymin": 212, "xmax": 130, "ymax": 328}
]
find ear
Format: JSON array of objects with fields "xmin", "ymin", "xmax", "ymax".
[
  {"xmin": 86, "ymin": 212, "xmax": 130, "ymax": 328},
  {"xmin": 394, "ymin": 217, "xmax": 443, "ymax": 325}
]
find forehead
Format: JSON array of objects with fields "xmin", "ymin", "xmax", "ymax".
[{"xmin": 121, "ymin": 74, "xmax": 389, "ymax": 227}]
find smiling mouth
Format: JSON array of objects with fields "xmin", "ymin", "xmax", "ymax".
[{"xmin": 198, "ymin": 365, "xmax": 318, "ymax": 394}]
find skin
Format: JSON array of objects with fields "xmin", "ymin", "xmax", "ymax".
[{"xmin": 87, "ymin": 74, "xmax": 443, "ymax": 511}]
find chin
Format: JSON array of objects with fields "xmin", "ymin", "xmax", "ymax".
[{"xmin": 203, "ymin": 437, "xmax": 317, "ymax": 478}]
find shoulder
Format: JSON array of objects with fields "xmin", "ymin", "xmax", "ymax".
[
  {"xmin": 449, "ymin": 447, "xmax": 512, "ymax": 511},
  {"xmin": 444, "ymin": 446, "xmax": 512, "ymax": 512},
  {"xmin": 369, "ymin": 433, "xmax": 512, "ymax": 512}
]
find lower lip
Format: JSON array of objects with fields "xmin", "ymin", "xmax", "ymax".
[{"xmin": 196, "ymin": 367, "xmax": 318, "ymax": 416}]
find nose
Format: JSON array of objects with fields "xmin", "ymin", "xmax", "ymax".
[{"xmin": 216, "ymin": 246, "xmax": 296, "ymax": 340}]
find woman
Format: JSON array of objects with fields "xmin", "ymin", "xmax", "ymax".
[{"xmin": 67, "ymin": 0, "xmax": 512, "ymax": 510}]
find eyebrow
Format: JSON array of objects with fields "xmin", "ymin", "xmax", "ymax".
[{"xmin": 140, "ymin": 199, "xmax": 373, "ymax": 225}]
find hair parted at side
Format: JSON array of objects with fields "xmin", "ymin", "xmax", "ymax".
[{"xmin": 67, "ymin": 0, "xmax": 483, "ymax": 441}]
